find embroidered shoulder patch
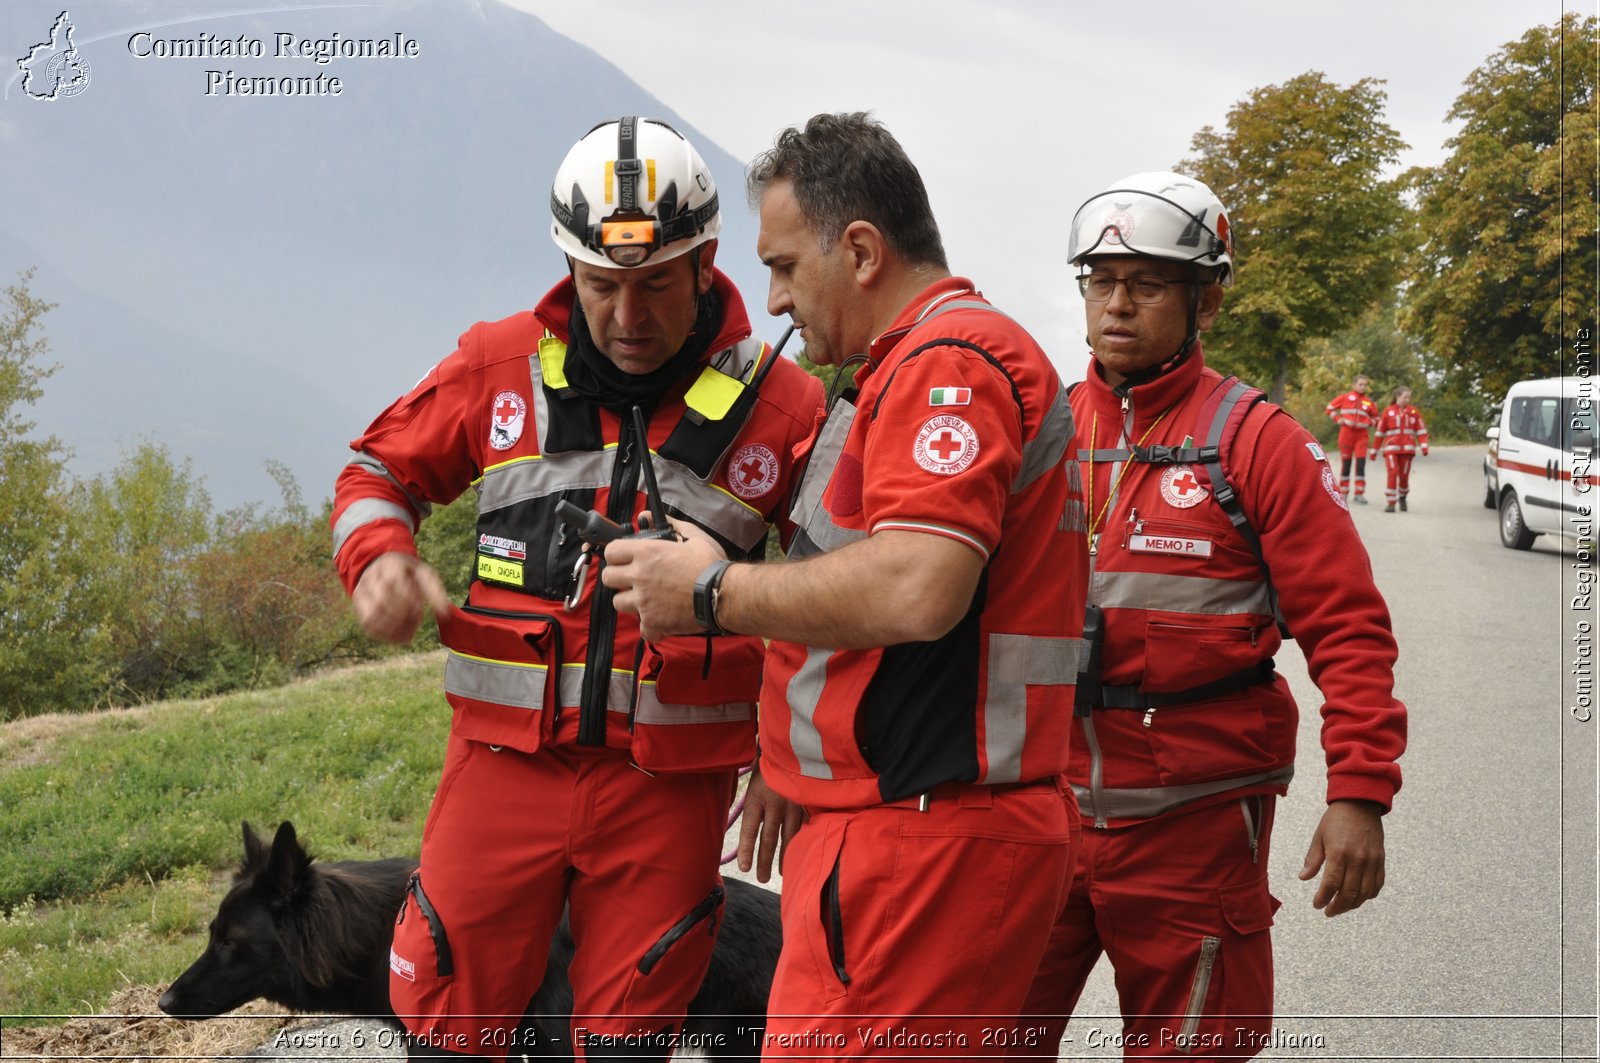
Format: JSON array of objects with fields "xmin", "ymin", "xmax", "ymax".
[
  {"xmin": 928, "ymin": 387, "xmax": 972, "ymax": 407},
  {"xmin": 1159, "ymin": 465, "xmax": 1208, "ymax": 508},
  {"xmin": 489, "ymin": 391, "xmax": 526, "ymax": 451},
  {"xmin": 728, "ymin": 443, "xmax": 780, "ymax": 501},
  {"xmin": 914, "ymin": 414, "xmax": 979, "ymax": 476},
  {"xmin": 1306, "ymin": 441, "xmax": 1326, "ymax": 462}
]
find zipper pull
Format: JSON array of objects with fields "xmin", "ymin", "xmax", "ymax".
[
  {"xmin": 1142, "ymin": 706, "xmax": 1157, "ymax": 728},
  {"xmin": 1089, "ymin": 533, "xmax": 1099, "ymax": 557}
]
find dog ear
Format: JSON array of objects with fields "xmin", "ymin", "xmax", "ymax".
[
  {"xmin": 241, "ymin": 821, "xmax": 267, "ymax": 871},
  {"xmin": 263, "ymin": 821, "xmax": 314, "ymax": 906}
]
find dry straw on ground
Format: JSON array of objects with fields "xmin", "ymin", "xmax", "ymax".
[{"xmin": 2, "ymin": 985, "xmax": 300, "ymax": 1061}]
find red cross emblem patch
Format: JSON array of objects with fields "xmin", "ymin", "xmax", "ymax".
[
  {"xmin": 1159, "ymin": 464, "xmax": 1208, "ymax": 508},
  {"xmin": 489, "ymin": 390, "xmax": 526, "ymax": 451},
  {"xmin": 915, "ymin": 414, "xmax": 979, "ymax": 476},
  {"xmin": 727, "ymin": 443, "xmax": 779, "ymax": 501}
]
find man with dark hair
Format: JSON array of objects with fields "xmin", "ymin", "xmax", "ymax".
[
  {"xmin": 1010, "ymin": 172, "xmax": 1406, "ymax": 1060},
  {"xmin": 602, "ymin": 112, "xmax": 1088, "ymax": 1056},
  {"xmin": 331, "ymin": 117, "xmax": 822, "ymax": 1060}
]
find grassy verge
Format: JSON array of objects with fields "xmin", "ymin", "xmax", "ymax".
[{"xmin": 0, "ymin": 653, "xmax": 450, "ymax": 1024}]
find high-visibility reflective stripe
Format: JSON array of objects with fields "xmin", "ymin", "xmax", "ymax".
[
  {"xmin": 790, "ymin": 401, "xmax": 856, "ymax": 530},
  {"xmin": 447, "ymin": 656, "xmax": 746, "ymax": 722},
  {"xmin": 786, "ymin": 647, "xmax": 833, "ymax": 780},
  {"xmin": 1090, "ymin": 570, "xmax": 1273, "ymax": 616},
  {"xmin": 446, "ymin": 656, "xmax": 636, "ymax": 715},
  {"xmin": 333, "ymin": 497, "xmax": 416, "ymax": 559},
  {"xmin": 1071, "ymin": 766, "xmax": 1294, "ymax": 821},
  {"xmin": 788, "ymin": 401, "xmax": 862, "ymax": 561},
  {"xmin": 983, "ymin": 633, "xmax": 1085, "ymax": 783},
  {"xmin": 474, "ymin": 447, "xmax": 769, "ymax": 552},
  {"xmin": 445, "ymin": 653, "xmax": 548, "ymax": 710},
  {"xmin": 635, "ymin": 684, "xmax": 755, "ymax": 725},
  {"xmin": 1014, "ymin": 384, "xmax": 1075, "ymax": 493}
]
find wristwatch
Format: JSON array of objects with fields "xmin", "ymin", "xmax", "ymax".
[{"xmin": 693, "ymin": 560, "xmax": 733, "ymax": 635}]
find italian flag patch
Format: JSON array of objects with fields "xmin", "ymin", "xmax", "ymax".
[{"xmin": 928, "ymin": 387, "xmax": 971, "ymax": 407}]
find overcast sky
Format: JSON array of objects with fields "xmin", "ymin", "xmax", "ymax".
[{"xmin": 511, "ymin": 0, "xmax": 1565, "ymax": 382}]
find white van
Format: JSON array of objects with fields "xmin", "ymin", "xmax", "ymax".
[{"xmin": 1486, "ymin": 376, "xmax": 1597, "ymax": 549}]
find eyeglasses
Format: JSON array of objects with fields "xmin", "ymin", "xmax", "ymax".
[{"xmin": 1077, "ymin": 273, "xmax": 1190, "ymax": 305}]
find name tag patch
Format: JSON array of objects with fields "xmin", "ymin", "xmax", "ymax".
[{"xmin": 1129, "ymin": 533, "xmax": 1214, "ymax": 558}]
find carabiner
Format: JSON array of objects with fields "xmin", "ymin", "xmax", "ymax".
[{"xmin": 564, "ymin": 551, "xmax": 592, "ymax": 612}]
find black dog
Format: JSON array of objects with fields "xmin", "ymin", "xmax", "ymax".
[{"xmin": 159, "ymin": 822, "xmax": 782, "ymax": 1060}]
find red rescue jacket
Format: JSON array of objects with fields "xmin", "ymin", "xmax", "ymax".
[
  {"xmin": 759, "ymin": 279, "xmax": 1089, "ymax": 810},
  {"xmin": 1377, "ymin": 404, "xmax": 1429, "ymax": 455},
  {"xmin": 332, "ymin": 271, "xmax": 824, "ymax": 772},
  {"xmin": 1072, "ymin": 348, "xmax": 1406, "ymax": 827}
]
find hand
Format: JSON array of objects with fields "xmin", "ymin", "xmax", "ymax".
[
  {"xmin": 351, "ymin": 552, "xmax": 452, "ymax": 644},
  {"xmin": 737, "ymin": 767, "xmax": 805, "ymax": 883},
  {"xmin": 1421, "ymin": 447, "xmax": 1429, "ymax": 457},
  {"xmin": 1299, "ymin": 799, "xmax": 1386, "ymax": 917},
  {"xmin": 600, "ymin": 519, "xmax": 727, "ymax": 641}
]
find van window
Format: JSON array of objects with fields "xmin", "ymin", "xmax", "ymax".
[{"xmin": 1509, "ymin": 396, "xmax": 1561, "ymax": 447}]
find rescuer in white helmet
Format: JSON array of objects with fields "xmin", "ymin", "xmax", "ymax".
[
  {"xmin": 332, "ymin": 116, "xmax": 824, "ymax": 1060},
  {"xmin": 1010, "ymin": 172, "xmax": 1408, "ymax": 1061}
]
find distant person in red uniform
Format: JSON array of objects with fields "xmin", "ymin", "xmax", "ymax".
[
  {"xmin": 1376, "ymin": 386, "xmax": 1429, "ymax": 512},
  {"xmin": 1325, "ymin": 375, "xmax": 1380, "ymax": 503},
  {"xmin": 1009, "ymin": 172, "xmax": 1407, "ymax": 1061},
  {"xmin": 602, "ymin": 111, "xmax": 1089, "ymax": 1059},
  {"xmin": 331, "ymin": 117, "xmax": 823, "ymax": 1061}
]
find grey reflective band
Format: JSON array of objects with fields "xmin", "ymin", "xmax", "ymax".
[
  {"xmin": 446, "ymin": 657, "xmax": 627, "ymax": 715},
  {"xmin": 1015, "ymin": 384, "xmax": 1075, "ymax": 494},
  {"xmin": 787, "ymin": 400, "xmax": 864, "ymax": 561},
  {"xmin": 785, "ymin": 646, "xmax": 834, "ymax": 780},
  {"xmin": 444, "ymin": 655, "xmax": 548, "ymax": 710},
  {"xmin": 332, "ymin": 452, "xmax": 427, "ymax": 558},
  {"xmin": 332, "ymin": 497, "xmax": 416, "ymax": 559},
  {"xmin": 635, "ymin": 685, "xmax": 754, "ymax": 725},
  {"xmin": 1090, "ymin": 569, "xmax": 1274, "ymax": 616},
  {"xmin": 983, "ymin": 633, "xmax": 1086, "ymax": 783},
  {"xmin": 1072, "ymin": 766, "xmax": 1295, "ymax": 821}
]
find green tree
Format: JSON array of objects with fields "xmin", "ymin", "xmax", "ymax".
[
  {"xmin": 1402, "ymin": 14, "xmax": 1598, "ymax": 400},
  {"xmin": 0, "ymin": 271, "xmax": 109, "ymax": 719},
  {"xmin": 1183, "ymin": 72, "xmax": 1411, "ymax": 402},
  {"xmin": 71, "ymin": 442, "xmax": 217, "ymax": 702}
]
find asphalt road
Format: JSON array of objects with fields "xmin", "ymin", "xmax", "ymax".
[{"xmin": 257, "ymin": 446, "xmax": 1597, "ymax": 1062}]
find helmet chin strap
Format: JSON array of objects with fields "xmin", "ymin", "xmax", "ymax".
[{"xmin": 1100, "ymin": 286, "xmax": 1202, "ymax": 396}]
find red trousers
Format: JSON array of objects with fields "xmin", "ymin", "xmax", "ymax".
[
  {"xmin": 1384, "ymin": 454, "xmax": 1415, "ymax": 503},
  {"xmin": 763, "ymin": 781, "xmax": 1076, "ymax": 1060},
  {"xmin": 1012, "ymin": 797, "xmax": 1279, "ymax": 1061},
  {"xmin": 389, "ymin": 732, "xmax": 736, "ymax": 1059},
  {"xmin": 1336, "ymin": 427, "xmax": 1370, "ymax": 495}
]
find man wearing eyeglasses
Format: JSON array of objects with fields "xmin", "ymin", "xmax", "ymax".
[
  {"xmin": 330, "ymin": 117, "xmax": 822, "ymax": 1061},
  {"xmin": 1011, "ymin": 172, "xmax": 1407, "ymax": 1060}
]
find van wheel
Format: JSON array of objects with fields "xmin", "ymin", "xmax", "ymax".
[{"xmin": 1499, "ymin": 491, "xmax": 1537, "ymax": 550}]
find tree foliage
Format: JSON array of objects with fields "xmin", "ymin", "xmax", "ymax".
[
  {"xmin": 1182, "ymin": 72, "xmax": 1410, "ymax": 402},
  {"xmin": 1402, "ymin": 14, "xmax": 1598, "ymax": 400},
  {"xmin": 0, "ymin": 272, "xmax": 110, "ymax": 715},
  {"xmin": 0, "ymin": 271, "xmax": 385, "ymax": 720}
]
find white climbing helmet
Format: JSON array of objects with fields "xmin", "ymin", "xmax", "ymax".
[
  {"xmin": 1068, "ymin": 171, "xmax": 1234, "ymax": 286},
  {"xmin": 550, "ymin": 116, "xmax": 721, "ymax": 268}
]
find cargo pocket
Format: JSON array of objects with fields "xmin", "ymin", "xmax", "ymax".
[
  {"xmin": 390, "ymin": 872, "xmax": 456, "ymax": 1022},
  {"xmin": 630, "ymin": 634, "xmax": 761, "ymax": 773},
  {"xmin": 439, "ymin": 605, "xmax": 561, "ymax": 754},
  {"xmin": 1140, "ymin": 620, "xmax": 1264, "ymax": 694}
]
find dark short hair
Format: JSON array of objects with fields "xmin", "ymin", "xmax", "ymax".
[{"xmin": 747, "ymin": 111, "xmax": 948, "ymax": 270}]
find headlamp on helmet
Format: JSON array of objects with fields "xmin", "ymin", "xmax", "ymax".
[{"xmin": 550, "ymin": 116, "xmax": 722, "ymax": 269}]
